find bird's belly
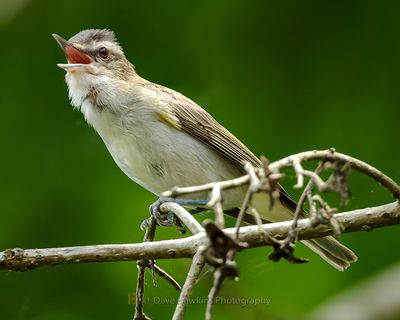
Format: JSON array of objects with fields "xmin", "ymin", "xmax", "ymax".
[
  {"xmin": 99, "ymin": 123, "xmax": 245, "ymax": 208},
  {"xmin": 102, "ymin": 128, "xmax": 282, "ymax": 218}
]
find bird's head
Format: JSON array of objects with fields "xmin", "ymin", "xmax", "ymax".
[{"xmin": 53, "ymin": 29, "xmax": 136, "ymax": 109}]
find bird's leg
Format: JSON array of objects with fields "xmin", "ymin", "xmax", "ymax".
[
  {"xmin": 141, "ymin": 198, "xmax": 209, "ymax": 232},
  {"xmin": 188, "ymin": 207, "xmax": 208, "ymax": 215}
]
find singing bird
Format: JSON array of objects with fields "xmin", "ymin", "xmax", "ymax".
[{"xmin": 53, "ymin": 29, "xmax": 357, "ymax": 271}]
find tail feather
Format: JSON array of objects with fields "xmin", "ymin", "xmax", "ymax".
[
  {"xmin": 302, "ymin": 236, "xmax": 358, "ymax": 271},
  {"xmin": 249, "ymin": 192, "xmax": 358, "ymax": 271}
]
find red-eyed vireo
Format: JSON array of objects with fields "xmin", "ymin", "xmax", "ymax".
[{"xmin": 53, "ymin": 29, "xmax": 357, "ymax": 271}]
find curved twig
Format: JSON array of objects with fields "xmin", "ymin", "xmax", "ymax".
[
  {"xmin": 162, "ymin": 149, "xmax": 400, "ymax": 200},
  {"xmin": 269, "ymin": 149, "xmax": 400, "ymax": 198}
]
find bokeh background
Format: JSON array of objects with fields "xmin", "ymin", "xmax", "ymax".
[{"xmin": 1, "ymin": 1, "xmax": 400, "ymax": 319}]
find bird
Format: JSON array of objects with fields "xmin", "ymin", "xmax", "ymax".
[{"xmin": 53, "ymin": 29, "xmax": 357, "ymax": 271}]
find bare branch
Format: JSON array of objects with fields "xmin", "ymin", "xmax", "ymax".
[
  {"xmin": 292, "ymin": 159, "xmax": 328, "ymax": 190},
  {"xmin": 172, "ymin": 248, "xmax": 206, "ymax": 320},
  {"xmin": 161, "ymin": 149, "xmax": 400, "ymax": 200},
  {"xmin": 2, "ymin": 149, "xmax": 398, "ymax": 320},
  {"xmin": 203, "ymin": 220, "xmax": 244, "ymax": 320},
  {"xmin": 269, "ymin": 149, "xmax": 400, "ymax": 198},
  {"xmin": 234, "ymin": 162, "xmax": 259, "ymax": 237},
  {"xmin": 1, "ymin": 201, "xmax": 399, "ymax": 272},
  {"xmin": 162, "ymin": 175, "xmax": 250, "ymax": 198},
  {"xmin": 234, "ymin": 186, "xmax": 254, "ymax": 238},
  {"xmin": 1, "ymin": 149, "xmax": 398, "ymax": 320},
  {"xmin": 134, "ymin": 217, "xmax": 157, "ymax": 320},
  {"xmin": 207, "ymin": 185, "xmax": 225, "ymax": 228},
  {"xmin": 270, "ymin": 163, "xmax": 324, "ymax": 262},
  {"xmin": 140, "ymin": 261, "xmax": 182, "ymax": 291}
]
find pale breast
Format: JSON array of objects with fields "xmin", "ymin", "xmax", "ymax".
[{"xmin": 80, "ymin": 99, "xmax": 246, "ymax": 208}]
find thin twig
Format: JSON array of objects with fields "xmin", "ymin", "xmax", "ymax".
[
  {"xmin": 162, "ymin": 175, "xmax": 250, "ymax": 198},
  {"xmin": 134, "ymin": 216, "xmax": 157, "ymax": 320},
  {"xmin": 162, "ymin": 150, "xmax": 400, "ymax": 200},
  {"xmin": 311, "ymin": 194, "xmax": 342, "ymax": 235},
  {"xmin": 207, "ymin": 185, "xmax": 225, "ymax": 228},
  {"xmin": 289, "ymin": 163, "xmax": 324, "ymax": 241},
  {"xmin": 205, "ymin": 251, "xmax": 239, "ymax": 320},
  {"xmin": 269, "ymin": 149, "xmax": 400, "ymax": 198},
  {"xmin": 135, "ymin": 260, "xmax": 151, "ymax": 320},
  {"xmin": 152, "ymin": 263, "xmax": 182, "ymax": 291},
  {"xmin": 202, "ymin": 220, "xmax": 243, "ymax": 320},
  {"xmin": 269, "ymin": 164, "xmax": 324, "ymax": 263},
  {"xmin": 172, "ymin": 247, "xmax": 206, "ymax": 320},
  {"xmin": 292, "ymin": 160, "xmax": 305, "ymax": 189},
  {"xmin": 205, "ymin": 268, "xmax": 222, "ymax": 320},
  {"xmin": 139, "ymin": 260, "xmax": 182, "ymax": 291},
  {"xmin": 234, "ymin": 187, "xmax": 254, "ymax": 238},
  {"xmin": 234, "ymin": 162, "xmax": 260, "ymax": 238},
  {"xmin": 248, "ymin": 207, "xmax": 268, "ymax": 241}
]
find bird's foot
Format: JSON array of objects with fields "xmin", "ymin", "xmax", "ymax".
[{"xmin": 140, "ymin": 198, "xmax": 208, "ymax": 233}]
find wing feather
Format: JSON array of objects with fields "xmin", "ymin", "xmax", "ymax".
[{"xmin": 144, "ymin": 82, "xmax": 296, "ymax": 211}]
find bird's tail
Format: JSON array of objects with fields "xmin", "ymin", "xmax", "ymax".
[
  {"xmin": 249, "ymin": 192, "xmax": 358, "ymax": 271},
  {"xmin": 301, "ymin": 237, "xmax": 358, "ymax": 271}
]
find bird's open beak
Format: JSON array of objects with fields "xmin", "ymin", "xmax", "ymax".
[{"xmin": 52, "ymin": 33, "xmax": 94, "ymax": 71}]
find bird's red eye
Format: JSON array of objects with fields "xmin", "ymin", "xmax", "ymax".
[{"xmin": 98, "ymin": 47, "xmax": 109, "ymax": 59}]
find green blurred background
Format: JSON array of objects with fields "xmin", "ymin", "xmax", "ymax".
[{"xmin": 1, "ymin": 0, "xmax": 399, "ymax": 319}]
